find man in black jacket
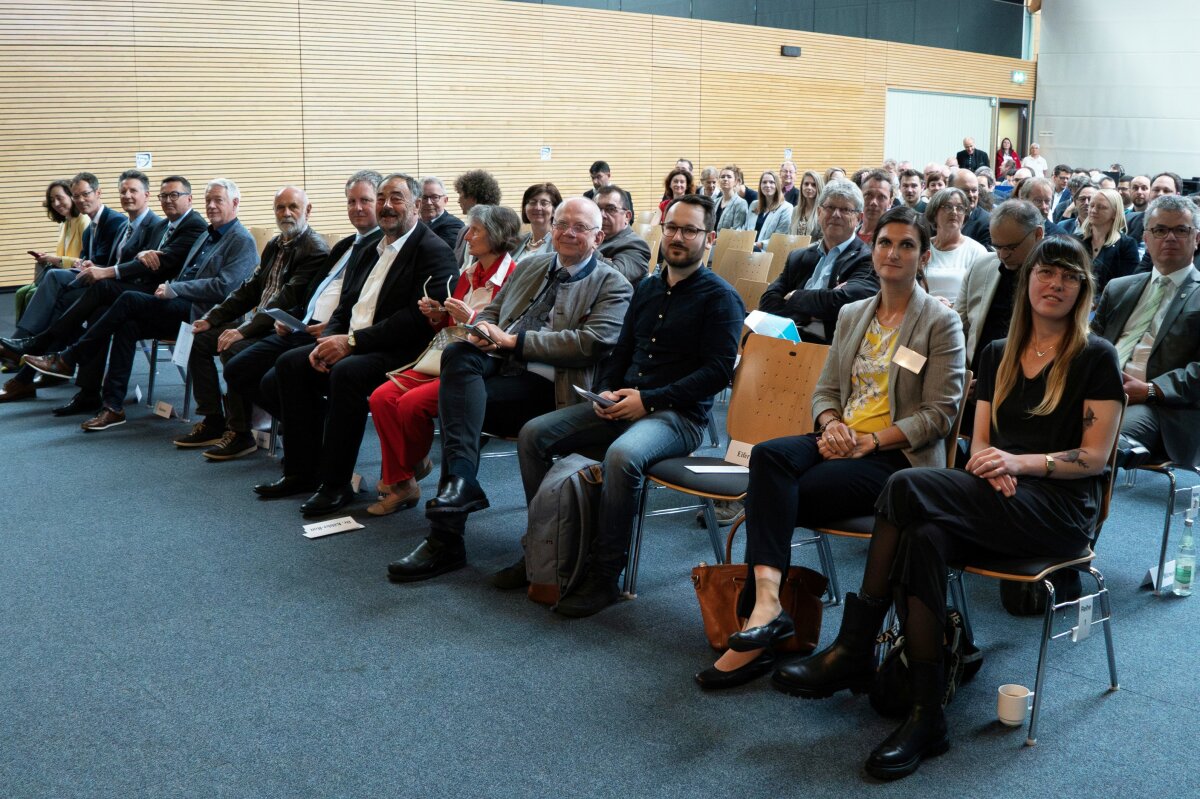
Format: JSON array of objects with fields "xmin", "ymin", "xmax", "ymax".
[
  {"xmin": 174, "ymin": 186, "xmax": 330, "ymax": 460},
  {"xmin": 759, "ymin": 180, "xmax": 877, "ymax": 343},
  {"xmin": 953, "ymin": 169, "xmax": 993, "ymax": 249},
  {"xmin": 955, "ymin": 137, "xmax": 989, "ymax": 172},
  {"xmin": 417, "ymin": 176, "xmax": 464, "ymax": 249},
  {"xmin": 253, "ymin": 172, "xmax": 458, "ymax": 517}
]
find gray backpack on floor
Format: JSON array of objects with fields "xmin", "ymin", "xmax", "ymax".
[{"xmin": 522, "ymin": 454, "xmax": 604, "ymax": 606}]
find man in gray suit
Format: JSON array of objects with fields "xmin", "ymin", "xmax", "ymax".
[
  {"xmin": 388, "ymin": 197, "xmax": 633, "ymax": 583},
  {"xmin": 1092, "ymin": 194, "xmax": 1200, "ymax": 466}
]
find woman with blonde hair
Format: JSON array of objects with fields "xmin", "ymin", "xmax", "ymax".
[
  {"xmin": 778, "ymin": 234, "xmax": 1123, "ymax": 779},
  {"xmin": 787, "ymin": 169, "xmax": 824, "ymax": 238},
  {"xmin": 1077, "ymin": 187, "xmax": 1138, "ymax": 291}
]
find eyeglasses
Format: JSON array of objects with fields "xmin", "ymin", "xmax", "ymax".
[
  {"xmin": 597, "ymin": 204, "xmax": 625, "ymax": 216},
  {"xmin": 1147, "ymin": 225, "xmax": 1196, "ymax": 240},
  {"xmin": 820, "ymin": 205, "xmax": 858, "ymax": 217},
  {"xmin": 1032, "ymin": 266, "xmax": 1086, "ymax": 286},
  {"xmin": 157, "ymin": 191, "xmax": 191, "ymax": 201},
  {"xmin": 418, "ymin": 194, "xmax": 445, "ymax": 203},
  {"xmin": 71, "ymin": 188, "xmax": 95, "ymax": 201},
  {"xmin": 993, "ymin": 228, "xmax": 1034, "ymax": 256},
  {"xmin": 939, "ymin": 204, "xmax": 968, "ymax": 216},
  {"xmin": 526, "ymin": 199, "xmax": 554, "ymax": 209},
  {"xmin": 661, "ymin": 223, "xmax": 706, "ymax": 241},
  {"xmin": 551, "ymin": 221, "xmax": 598, "ymax": 236}
]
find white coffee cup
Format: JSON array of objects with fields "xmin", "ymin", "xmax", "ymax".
[{"xmin": 997, "ymin": 684, "xmax": 1035, "ymax": 727}]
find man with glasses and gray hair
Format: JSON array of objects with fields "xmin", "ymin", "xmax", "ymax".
[
  {"xmin": 1093, "ymin": 194, "xmax": 1200, "ymax": 466},
  {"xmin": 593, "ymin": 185, "xmax": 651, "ymax": 285},
  {"xmin": 387, "ymin": 196, "xmax": 632, "ymax": 585},
  {"xmin": 417, "ymin": 176, "xmax": 464, "ymax": 249},
  {"xmin": 759, "ymin": 180, "xmax": 876, "ymax": 344}
]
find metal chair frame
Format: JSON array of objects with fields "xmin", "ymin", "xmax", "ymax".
[{"xmin": 141, "ymin": 339, "xmax": 191, "ymax": 421}]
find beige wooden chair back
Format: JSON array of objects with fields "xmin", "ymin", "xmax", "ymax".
[
  {"xmin": 734, "ymin": 278, "xmax": 769, "ymax": 313},
  {"xmin": 636, "ymin": 209, "xmax": 656, "ymax": 225},
  {"xmin": 322, "ymin": 231, "xmax": 340, "ymax": 249},
  {"xmin": 714, "ymin": 249, "xmax": 772, "ymax": 289},
  {"xmin": 248, "ymin": 225, "xmax": 274, "ymax": 257},
  {"xmin": 727, "ymin": 334, "xmax": 830, "ymax": 445},
  {"xmin": 765, "ymin": 233, "xmax": 812, "ymax": 283},
  {"xmin": 710, "ymin": 229, "xmax": 756, "ymax": 274}
]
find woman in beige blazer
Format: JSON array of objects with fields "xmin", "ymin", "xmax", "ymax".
[{"xmin": 695, "ymin": 206, "xmax": 965, "ymax": 690}]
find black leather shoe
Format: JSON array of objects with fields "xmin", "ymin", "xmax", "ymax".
[
  {"xmin": 864, "ymin": 660, "xmax": 949, "ymax": 780},
  {"xmin": 51, "ymin": 390, "xmax": 103, "ymax": 417},
  {"xmin": 694, "ymin": 650, "xmax": 777, "ymax": 690},
  {"xmin": 554, "ymin": 572, "xmax": 621, "ymax": 618},
  {"xmin": 727, "ymin": 611, "xmax": 795, "ymax": 652},
  {"xmin": 771, "ymin": 592, "xmax": 890, "ymax": 698},
  {"xmin": 0, "ymin": 335, "xmax": 41, "ymax": 361},
  {"xmin": 300, "ymin": 483, "xmax": 355, "ymax": 517},
  {"xmin": 388, "ymin": 537, "xmax": 467, "ymax": 582},
  {"xmin": 425, "ymin": 475, "xmax": 490, "ymax": 515},
  {"xmin": 492, "ymin": 557, "xmax": 530, "ymax": 589},
  {"xmin": 254, "ymin": 474, "xmax": 319, "ymax": 498}
]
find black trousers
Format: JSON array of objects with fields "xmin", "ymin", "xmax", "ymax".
[
  {"xmin": 436, "ymin": 341, "xmax": 557, "ymax": 483},
  {"xmin": 272, "ymin": 343, "xmax": 403, "ymax": 485},
  {"xmin": 189, "ymin": 323, "xmax": 251, "ymax": 430},
  {"xmin": 232, "ymin": 331, "xmax": 316, "ymax": 422},
  {"xmin": 736, "ymin": 433, "xmax": 908, "ymax": 618}
]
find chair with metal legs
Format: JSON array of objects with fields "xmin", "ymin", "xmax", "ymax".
[
  {"xmin": 1124, "ymin": 461, "xmax": 1200, "ymax": 595},
  {"xmin": 142, "ymin": 339, "xmax": 192, "ymax": 421}
]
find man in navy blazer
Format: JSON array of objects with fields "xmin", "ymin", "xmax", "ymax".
[
  {"xmin": 24, "ymin": 179, "xmax": 257, "ymax": 431},
  {"xmin": 1093, "ymin": 194, "xmax": 1200, "ymax": 466},
  {"xmin": 253, "ymin": 172, "xmax": 458, "ymax": 517},
  {"xmin": 417, "ymin": 176, "xmax": 464, "ymax": 249},
  {"xmin": 759, "ymin": 180, "xmax": 877, "ymax": 343},
  {"xmin": 953, "ymin": 169, "xmax": 992, "ymax": 249}
]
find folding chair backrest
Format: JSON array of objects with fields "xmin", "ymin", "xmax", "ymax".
[
  {"xmin": 727, "ymin": 334, "xmax": 830, "ymax": 445},
  {"xmin": 733, "ymin": 278, "xmax": 769, "ymax": 314},
  {"xmin": 765, "ymin": 233, "xmax": 812, "ymax": 283},
  {"xmin": 945, "ymin": 370, "xmax": 972, "ymax": 468},
  {"xmin": 1092, "ymin": 398, "xmax": 1128, "ymax": 545},
  {"xmin": 714, "ymin": 249, "xmax": 772, "ymax": 289},
  {"xmin": 711, "ymin": 229, "xmax": 756, "ymax": 274}
]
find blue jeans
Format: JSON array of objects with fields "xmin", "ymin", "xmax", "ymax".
[{"xmin": 518, "ymin": 402, "xmax": 703, "ymax": 577}]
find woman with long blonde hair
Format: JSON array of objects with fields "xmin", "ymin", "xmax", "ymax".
[
  {"xmin": 778, "ymin": 235, "xmax": 1124, "ymax": 780},
  {"xmin": 787, "ymin": 169, "xmax": 824, "ymax": 237},
  {"xmin": 1077, "ymin": 187, "xmax": 1138, "ymax": 290}
]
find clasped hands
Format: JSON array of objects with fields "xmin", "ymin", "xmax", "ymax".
[
  {"xmin": 816, "ymin": 421, "xmax": 873, "ymax": 460},
  {"xmin": 965, "ymin": 446, "xmax": 1021, "ymax": 497}
]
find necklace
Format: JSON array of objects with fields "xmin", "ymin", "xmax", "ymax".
[{"xmin": 1030, "ymin": 335, "xmax": 1059, "ymax": 358}]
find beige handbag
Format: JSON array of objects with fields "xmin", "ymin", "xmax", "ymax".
[{"xmin": 387, "ymin": 325, "xmax": 468, "ymax": 384}]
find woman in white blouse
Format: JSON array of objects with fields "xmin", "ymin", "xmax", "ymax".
[{"xmin": 923, "ymin": 187, "xmax": 987, "ymax": 305}]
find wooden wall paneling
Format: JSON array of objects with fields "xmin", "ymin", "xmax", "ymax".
[
  {"xmin": 297, "ymin": 0, "xmax": 418, "ymax": 242},
  {"xmin": 649, "ymin": 16, "xmax": 701, "ymax": 206}
]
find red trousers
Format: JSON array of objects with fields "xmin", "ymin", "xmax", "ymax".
[{"xmin": 368, "ymin": 370, "xmax": 440, "ymax": 484}]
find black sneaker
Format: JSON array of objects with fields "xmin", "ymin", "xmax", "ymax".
[
  {"xmin": 174, "ymin": 417, "xmax": 226, "ymax": 448},
  {"xmin": 202, "ymin": 430, "xmax": 258, "ymax": 461},
  {"xmin": 492, "ymin": 558, "xmax": 530, "ymax": 590},
  {"xmin": 554, "ymin": 572, "xmax": 620, "ymax": 618}
]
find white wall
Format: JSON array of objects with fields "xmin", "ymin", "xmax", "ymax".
[
  {"xmin": 885, "ymin": 89, "xmax": 994, "ymax": 170},
  {"xmin": 1035, "ymin": 0, "xmax": 1200, "ymax": 178}
]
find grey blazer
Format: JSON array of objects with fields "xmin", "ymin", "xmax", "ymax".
[
  {"xmin": 1092, "ymin": 266, "xmax": 1200, "ymax": 465},
  {"xmin": 169, "ymin": 219, "xmax": 259, "ymax": 320},
  {"xmin": 714, "ymin": 194, "xmax": 749, "ymax": 232},
  {"xmin": 812, "ymin": 287, "xmax": 966, "ymax": 467},
  {"xmin": 744, "ymin": 200, "xmax": 794, "ymax": 244},
  {"xmin": 476, "ymin": 252, "xmax": 633, "ymax": 409},
  {"xmin": 957, "ymin": 252, "xmax": 1006, "ymax": 360}
]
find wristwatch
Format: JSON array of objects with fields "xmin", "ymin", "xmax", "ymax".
[
  {"xmin": 1146, "ymin": 382, "xmax": 1158, "ymax": 404},
  {"xmin": 1045, "ymin": 454, "xmax": 1056, "ymax": 475},
  {"xmin": 347, "ymin": 330, "xmax": 357, "ymax": 351}
]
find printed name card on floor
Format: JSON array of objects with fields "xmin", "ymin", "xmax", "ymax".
[
  {"xmin": 171, "ymin": 322, "xmax": 194, "ymax": 369},
  {"xmin": 153, "ymin": 400, "xmax": 174, "ymax": 419},
  {"xmin": 302, "ymin": 516, "xmax": 365, "ymax": 539}
]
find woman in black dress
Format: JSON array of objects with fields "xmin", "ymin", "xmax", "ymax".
[{"xmin": 775, "ymin": 235, "xmax": 1124, "ymax": 780}]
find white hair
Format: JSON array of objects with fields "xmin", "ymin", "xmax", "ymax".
[{"xmin": 206, "ymin": 178, "xmax": 240, "ymax": 201}]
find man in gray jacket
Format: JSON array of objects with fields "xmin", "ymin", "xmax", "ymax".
[
  {"xmin": 593, "ymin": 185, "xmax": 651, "ymax": 285},
  {"xmin": 388, "ymin": 197, "xmax": 633, "ymax": 583}
]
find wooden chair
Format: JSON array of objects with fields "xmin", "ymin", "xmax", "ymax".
[
  {"xmin": 764, "ymin": 233, "xmax": 812, "ymax": 283},
  {"xmin": 1123, "ymin": 461, "xmax": 1200, "ymax": 595},
  {"xmin": 321, "ymin": 231, "xmax": 340, "ymax": 249},
  {"xmin": 635, "ymin": 210, "xmax": 656, "ymax": 226},
  {"xmin": 709, "ymin": 229, "xmax": 756, "ymax": 274},
  {"xmin": 248, "ymin": 225, "xmax": 273, "ymax": 257},
  {"xmin": 622, "ymin": 335, "xmax": 830, "ymax": 597},
  {"xmin": 945, "ymin": 400, "xmax": 1126, "ymax": 746},
  {"xmin": 808, "ymin": 371, "xmax": 972, "ymax": 605},
  {"xmin": 734, "ymin": 278, "xmax": 769, "ymax": 313},
  {"xmin": 713, "ymin": 249, "xmax": 772, "ymax": 290}
]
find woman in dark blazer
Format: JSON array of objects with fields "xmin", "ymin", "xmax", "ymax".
[
  {"xmin": 1077, "ymin": 187, "xmax": 1138, "ymax": 291},
  {"xmin": 695, "ymin": 206, "xmax": 965, "ymax": 689}
]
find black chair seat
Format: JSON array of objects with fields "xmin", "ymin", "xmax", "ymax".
[
  {"xmin": 647, "ymin": 457, "xmax": 748, "ymax": 499},
  {"xmin": 816, "ymin": 516, "xmax": 874, "ymax": 536},
  {"xmin": 955, "ymin": 549, "xmax": 1094, "ymax": 582}
]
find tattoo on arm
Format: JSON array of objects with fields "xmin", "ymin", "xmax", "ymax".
[
  {"xmin": 1082, "ymin": 406, "xmax": 1096, "ymax": 430},
  {"xmin": 1057, "ymin": 449, "xmax": 1090, "ymax": 469}
]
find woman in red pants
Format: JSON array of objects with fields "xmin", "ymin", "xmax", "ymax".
[{"xmin": 367, "ymin": 204, "xmax": 522, "ymax": 515}]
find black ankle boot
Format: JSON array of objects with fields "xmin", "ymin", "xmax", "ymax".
[
  {"xmin": 865, "ymin": 659, "xmax": 949, "ymax": 780},
  {"xmin": 771, "ymin": 591, "xmax": 889, "ymax": 698}
]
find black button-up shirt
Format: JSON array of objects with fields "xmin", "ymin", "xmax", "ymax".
[
  {"xmin": 973, "ymin": 261, "xmax": 1019, "ymax": 370},
  {"xmin": 595, "ymin": 266, "xmax": 745, "ymax": 425}
]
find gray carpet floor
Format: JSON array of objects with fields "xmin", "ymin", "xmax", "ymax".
[{"xmin": 1, "ymin": 291, "xmax": 1196, "ymax": 797}]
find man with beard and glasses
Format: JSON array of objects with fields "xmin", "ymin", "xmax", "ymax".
[
  {"xmin": 174, "ymin": 186, "xmax": 330, "ymax": 460},
  {"xmin": 507, "ymin": 194, "xmax": 744, "ymax": 617}
]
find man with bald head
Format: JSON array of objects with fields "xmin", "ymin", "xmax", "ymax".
[
  {"xmin": 180, "ymin": 186, "xmax": 330, "ymax": 459},
  {"xmin": 388, "ymin": 196, "xmax": 633, "ymax": 583},
  {"xmin": 956, "ymin": 137, "xmax": 990, "ymax": 172},
  {"xmin": 953, "ymin": 168, "xmax": 993, "ymax": 248}
]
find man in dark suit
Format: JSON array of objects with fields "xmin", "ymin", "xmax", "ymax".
[
  {"xmin": 953, "ymin": 169, "xmax": 992, "ymax": 249},
  {"xmin": 417, "ymin": 176, "xmax": 464, "ymax": 250},
  {"xmin": 583, "ymin": 160, "xmax": 610, "ymax": 202},
  {"xmin": 24, "ymin": 179, "xmax": 258, "ymax": 431},
  {"xmin": 1131, "ymin": 172, "xmax": 1182, "ymax": 273},
  {"xmin": 174, "ymin": 186, "xmax": 330, "ymax": 460},
  {"xmin": 780, "ymin": 160, "xmax": 800, "ymax": 206},
  {"xmin": 759, "ymin": 181, "xmax": 877, "ymax": 343},
  {"xmin": 1092, "ymin": 194, "xmax": 1200, "ymax": 467},
  {"xmin": 253, "ymin": 172, "xmax": 458, "ymax": 517},
  {"xmin": 955, "ymin": 137, "xmax": 989, "ymax": 172}
]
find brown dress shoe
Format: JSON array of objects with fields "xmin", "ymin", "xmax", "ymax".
[
  {"xmin": 367, "ymin": 483, "xmax": 421, "ymax": 516},
  {"xmin": 22, "ymin": 353, "xmax": 75, "ymax": 379},
  {"xmin": 0, "ymin": 377, "xmax": 36, "ymax": 403},
  {"xmin": 81, "ymin": 407, "xmax": 127, "ymax": 432}
]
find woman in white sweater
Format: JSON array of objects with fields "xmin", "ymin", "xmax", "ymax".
[{"xmin": 923, "ymin": 187, "xmax": 986, "ymax": 305}]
